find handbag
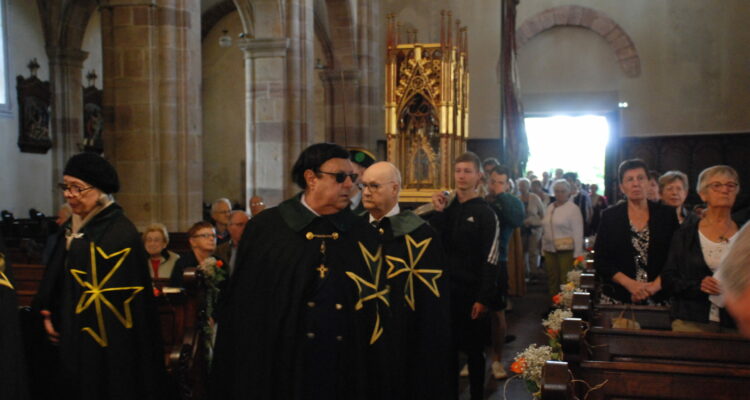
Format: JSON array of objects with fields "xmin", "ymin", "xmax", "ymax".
[
  {"xmin": 553, "ymin": 237, "xmax": 574, "ymax": 251},
  {"xmin": 550, "ymin": 204, "xmax": 574, "ymax": 251},
  {"xmin": 611, "ymin": 306, "xmax": 641, "ymax": 330}
]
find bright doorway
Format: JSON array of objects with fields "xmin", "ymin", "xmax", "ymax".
[{"xmin": 524, "ymin": 115, "xmax": 610, "ymax": 192}]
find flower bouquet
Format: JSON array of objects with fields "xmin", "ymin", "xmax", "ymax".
[
  {"xmin": 198, "ymin": 257, "xmax": 227, "ymax": 352},
  {"xmin": 509, "ymin": 344, "xmax": 558, "ymax": 399},
  {"xmin": 542, "ymin": 308, "xmax": 572, "ymax": 356}
]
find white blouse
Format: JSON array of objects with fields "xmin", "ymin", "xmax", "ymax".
[{"xmin": 541, "ymin": 201, "xmax": 584, "ymax": 257}]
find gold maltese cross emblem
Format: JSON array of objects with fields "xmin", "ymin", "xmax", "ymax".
[
  {"xmin": 70, "ymin": 243, "xmax": 144, "ymax": 347},
  {"xmin": 386, "ymin": 235, "xmax": 442, "ymax": 311},
  {"xmin": 346, "ymin": 242, "xmax": 390, "ymax": 345},
  {"xmin": 0, "ymin": 253, "xmax": 13, "ymax": 290}
]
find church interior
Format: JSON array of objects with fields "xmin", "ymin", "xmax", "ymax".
[{"xmin": 2, "ymin": 0, "xmax": 750, "ymax": 399}]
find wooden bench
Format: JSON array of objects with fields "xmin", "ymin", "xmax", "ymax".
[
  {"xmin": 570, "ymin": 291, "xmax": 672, "ymax": 330},
  {"xmin": 561, "ymin": 317, "xmax": 750, "ymax": 367},
  {"xmin": 542, "ymin": 359, "xmax": 750, "ymax": 400}
]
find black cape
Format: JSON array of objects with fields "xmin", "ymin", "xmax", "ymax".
[
  {"xmin": 363, "ymin": 210, "xmax": 452, "ymax": 399},
  {"xmin": 210, "ymin": 195, "xmax": 392, "ymax": 399},
  {"xmin": 0, "ymin": 233, "xmax": 29, "ymax": 400},
  {"xmin": 33, "ymin": 204, "xmax": 165, "ymax": 400}
]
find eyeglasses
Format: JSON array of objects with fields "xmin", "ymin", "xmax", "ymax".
[
  {"xmin": 358, "ymin": 181, "xmax": 394, "ymax": 192},
  {"xmin": 57, "ymin": 182, "xmax": 95, "ymax": 196},
  {"xmin": 707, "ymin": 182, "xmax": 739, "ymax": 192},
  {"xmin": 316, "ymin": 170, "xmax": 358, "ymax": 183},
  {"xmin": 192, "ymin": 233, "xmax": 216, "ymax": 239}
]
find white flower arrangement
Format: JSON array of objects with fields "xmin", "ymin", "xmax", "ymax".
[
  {"xmin": 543, "ymin": 308, "xmax": 573, "ymax": 333},
  {"xmin": 509, "ymin": 344, "xmax": 557, "ymax": 397},
  {"xmin": 566, "ymin": 269, "xmax": 583, "ymax": 287}
]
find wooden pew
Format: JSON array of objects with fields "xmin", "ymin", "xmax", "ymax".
[
  {"xmin": 542, "ymin": 359, "xmax": 750, "ymax": 400},
  {"xmin": 571, "ymin": 291, "xmax": 672, "ymax": 330},
  {"xmin": 561, "ymin": 317, "xmax": 750, "ymax": 367},
  {"xmin": 11, "ymin": 263, "xmax": 45, "ymax": 307}
]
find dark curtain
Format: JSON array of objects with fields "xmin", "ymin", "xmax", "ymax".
[{"xmin": 500, "ymin": 0, "xmax": 528, "ymax": 177}]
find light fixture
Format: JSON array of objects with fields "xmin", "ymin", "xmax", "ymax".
[
  {"xmin": 219, "ymin": 29, "xmax": 232, "ymax": 48},
  {"xmin": 618, "ymin": 101, "xmax": 629, "ymax": 109},
  {"xmin": 315, "ymin": 58, "xmax": 327, "ymax": 70},
  {"xmin": 86, "ymin": 70, "xmax": 98, "ymax": 87}
]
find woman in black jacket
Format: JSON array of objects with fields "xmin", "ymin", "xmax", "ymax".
[
  {"xmin": 661, "ymin": 165, "xmax": 741, "ymax": 332},
  {"xmin": 594, "ymin": 159, "xmax": 680, "ymax": 304}
]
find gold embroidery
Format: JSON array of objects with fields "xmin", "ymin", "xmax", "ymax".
[
  {"xmin": 70, "ymin": 243, "xmax": 144, "ymax": 347},
  {"xmin": 306, "ymin": 232, "xmax": 339, "ymax": 240},
  {"xmin": 316, "ymin": 264, "xmax": 329, "ymax": 278},
  {"xmin": 346, "ymin": 242, "xmax": 390, "ymax": 344},
  {"xmin": 0, "ymin": 253, "xmax": 12, "ymax": 290},
  {"xmin": 386, "ymin": 234, "xmax": 442, "ymax": 310}
]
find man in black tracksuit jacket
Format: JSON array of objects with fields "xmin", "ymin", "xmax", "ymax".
[{"xmin": 429, "ymin": 152, "xmax": 500, "ymax": 400}]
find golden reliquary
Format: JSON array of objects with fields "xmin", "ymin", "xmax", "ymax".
[{"xmin": 385, "ymin": 11, "xmax": 469, "ymax": 203}]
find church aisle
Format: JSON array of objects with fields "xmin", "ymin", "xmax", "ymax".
[{"xmin": 458, "ymin": 275, "xmax": 551, "ymax": 399}]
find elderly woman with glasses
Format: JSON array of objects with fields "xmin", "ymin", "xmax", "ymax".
[
  {"xmin": 143, "ymin": 223, "xmax": 180, "ymax": 283},
  {"xmin": 170, "ymin": 220, "xmax": 222, "ymax": 286},
  {"xmin": 662, "ymin": 165, "xmax": 742, "ymax": 332},
  {"xmin": 594, "ymin": 159, "xmax": 680, "ymax": 304},
  {"xmin": 33, "ymin": 152, "xmax": 165, "ymax": 400}
]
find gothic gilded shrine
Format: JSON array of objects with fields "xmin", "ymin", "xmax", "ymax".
[{"xmin": 385, "ymin": 11, "xmax": 469, "ymax": 203}]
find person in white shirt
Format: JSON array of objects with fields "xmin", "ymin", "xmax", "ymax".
[{"xmin": 541, "ymin": 179, "xmax": 584, "ymax": 298}]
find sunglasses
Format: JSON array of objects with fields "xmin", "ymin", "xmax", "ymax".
[{"xmin": 316, "ymin": 170, "xmax": 358, "ymax": 183}]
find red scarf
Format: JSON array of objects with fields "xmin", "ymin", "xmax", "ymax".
[{"xmin": 150, "ymin": 258, "xmax": 161, "ymax": 279}]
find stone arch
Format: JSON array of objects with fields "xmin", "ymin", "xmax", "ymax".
[
  {"xmin": 516, "ymin": 5, "xmax": 640, "ymax": 78},
  {"xmin": 36, "ymin": 0, "xmax": 99, "ymax": 50},
  {"xmin": 203, "ymin": 0, "xmax": 238, "ymax": 40},
  {"xmin": 325, "ymin": 0, "xmax": 356, "ymax": 68}
]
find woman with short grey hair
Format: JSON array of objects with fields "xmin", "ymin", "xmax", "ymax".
[
  {"xmin": 662, "ymin": 165, "xmax": 741, "ymax": 332},
  {"xmin": 541, "ymin": 179, "xmax": 584, "ymax": 298},
  {"xmin": 659, "ymin": 170, "xmax": 690, "ymax": 224}
]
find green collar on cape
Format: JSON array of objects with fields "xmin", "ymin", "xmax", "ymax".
[
  {"xmin": 387, "ymin": 210, "xmax": 425, "ymax": 238},
  {"xmin": 279, "ymin": 193, "xmax": 355, "ymax": 233}
]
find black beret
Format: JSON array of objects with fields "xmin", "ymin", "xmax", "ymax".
[
  {"xmin": 63, "ymin": 152, "xmax": 120, "ymax": 194},
  {"xmin": 348, "ymin": 148, "xmax": 376, "ymax": 168}
]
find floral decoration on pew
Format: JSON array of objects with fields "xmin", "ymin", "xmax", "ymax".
[
  {"xmin": 507, "ymin": 344, "xmax": 558, "ymax": 399},
  {"xmin": 543, "ymin": 308, "xmax": 572, "ymax": 356},
  {"xmin": 551, "ymin": 256, "xmax": 588, "ymax": 309}
]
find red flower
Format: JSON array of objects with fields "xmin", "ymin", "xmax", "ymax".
[
  {"xmin": 510, "ymin": 358, "xmax": 525, "ymax": 374},
  {"xmin": 153, "ymin": 287, "xmax": 162, "ymax": 297},
  {"xmin": 547, "ymin": 328, "xmax": 558, "ymax": 337},
  {"xmin": 216, "ymin": 260, "xmax": 224, "ymax": 268},
  {"xmin": 575, "ymin": 256, "xmax": 585, "ymax": 262},
  {"xmin": 552, "ymin": 293, "xmax": 562, "ymax": 305}
]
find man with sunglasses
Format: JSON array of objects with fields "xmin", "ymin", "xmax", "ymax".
[
  {"xmin": 210, "ymin": 143, "xmax": 392, "ymax": 399},
  {"xmin": 359, "ymin": 161, "xmax": 452, "ymax": 399}
]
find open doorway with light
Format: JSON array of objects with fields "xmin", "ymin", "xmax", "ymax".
[{"xmin": 524, "ymin": 115, "xmax": 610, "ymax": 192}]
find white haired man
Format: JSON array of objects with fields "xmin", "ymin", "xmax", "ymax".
[{"xmin": 721, "ymin": 222, "xmax": 750, "ymax": 338}]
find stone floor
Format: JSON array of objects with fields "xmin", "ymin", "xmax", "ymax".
[{"xmin": 459, "ymin": 274, "xmax": 551, "ymax": 400}]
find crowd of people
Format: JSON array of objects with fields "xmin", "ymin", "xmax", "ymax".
[{"xmin": 2, "ymin": 146, "xmax": 750, "ymax": 400}]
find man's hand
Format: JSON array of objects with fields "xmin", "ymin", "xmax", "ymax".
[
  {"xmin": 40, "ymin": 310, "xmax": 60, "ymax": 343},
  {"xmin": 432, "ymin": 192, "xmax": 448, "ymax": 212},
  {"xmin": 471, "ymin": 302, "xmax": 488, "ymax": 320}
]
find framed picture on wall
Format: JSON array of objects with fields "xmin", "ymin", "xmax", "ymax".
[{"xmin": 16, "ymin": 61, "xmax": 51, "ymax": 154}]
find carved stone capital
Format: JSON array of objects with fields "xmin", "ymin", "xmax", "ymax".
[
  {"xmin": 238, "ymin": 38, "xmax": 290, "ymax": 59},
  {"xmin": 46, "ymin": 47, "xmax": 89, "ymax": 68}
]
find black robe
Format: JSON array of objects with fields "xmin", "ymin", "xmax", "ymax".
[
  {"xmin": 33, "ymin": 204, "xmax": 165, "ymax": 400},
  {"xmin": 363, "ymin": 211, "xmax": 452, "ymax": 399},
  {"xmin": 209, "ymin": 195, "xmax": 391, "ymax": 400},
  {"xmin": 0, "ymin": 233, "xmax": 29, "ymax": 400}
]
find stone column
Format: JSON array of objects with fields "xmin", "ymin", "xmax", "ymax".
[
  {"xmin": 320, "ymin": 69, "xmax": 362, "ymax": 146},
  {"xmin": 100, "ymin": 0, "xmax": 202, "ymax": 231},
  {"xmin": 356, "ymin": 0, "xmax": 385, "ymax": 151},
  {"xmin": 238, "ymin": 37, "xmax": 290, "ymax": 207},
  {"xmin": 47, "ymin": 47, "xmax": 88, "ymax": 210}
]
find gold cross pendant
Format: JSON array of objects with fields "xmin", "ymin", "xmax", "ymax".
[{"xmin": 316, "ymin": 263, "xmax": 329, "ymax": 278}]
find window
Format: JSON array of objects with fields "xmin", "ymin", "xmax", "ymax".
[
  {"xmin": 0, "ymin": 0, "xmax": 10, "ymax": 116},
  {"xmin": 524, "ymin": 115, "xmax": 610, "ymax": 192}
]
